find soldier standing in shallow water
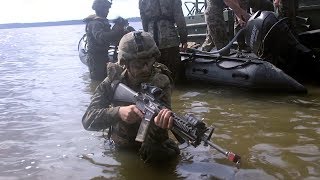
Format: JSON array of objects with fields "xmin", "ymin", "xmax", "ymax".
[
  {"xmin": 139, "ymin": 0, "xmax": 188, "ymax": 83},
  {"xmin": 202, "ymin": 0, "xmax": 231, "ymax": 55},
  {"xmin": 84, "ymin": 0, "xmax": 124, "ymax": 81},
  {"xmin": 82, "ymin": 31, "xmax": 180, "ymax": 163}
]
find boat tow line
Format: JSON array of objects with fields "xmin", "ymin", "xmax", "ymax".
[
  {"xmin": 181, "ymin": 51, "xmax": 263, "ymax": 70},
  {"xmin": 216, "ymin": 58, "xmax": 261, "ymax": 70},
  {"xmin": 78, "ymin": 34, "xmax": 88, "ymax": 54}
]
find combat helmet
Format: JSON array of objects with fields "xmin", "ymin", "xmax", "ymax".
[
  {"xmin": 118, "ymin": 31, "xmax": 161, "ymax": 65},
  {"xmin": 92, "ymin": 0, "xmax": 112, "ymax": 10}
]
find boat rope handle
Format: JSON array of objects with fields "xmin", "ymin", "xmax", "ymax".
[{"xmin": 77, "ymin": 34, "xmax": 88, "ymax": 54}]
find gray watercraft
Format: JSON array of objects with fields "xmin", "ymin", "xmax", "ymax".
[
  {"xmin": 181, "ymin": 52, "xmax": 307, "ymax": 93},
  {"xmin": 78, "ymin": 36, "xmax": 307, "ymax": 93}
]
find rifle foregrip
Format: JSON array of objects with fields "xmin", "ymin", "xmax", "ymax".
[{"xmin": 135, "ymin": 119, "xmax": 151, "ymax": 142}]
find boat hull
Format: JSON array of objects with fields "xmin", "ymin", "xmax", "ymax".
[
  {"xmin": 78, "ymin": 36, "xmax": 307, "ymax": 93},
  {"xmin": 78, "ymin": 35, "xmax": 117, "ymax": 66},
  {"xmin": 182, "ymin": 53, "xmax": 307, "ymax": 93},
  {"xmin": 78, "ymin": 34, "xmax": 88, "ymax": 66},
  {"xmin": 79, "ymin": 47, "xmax": 88, "ymax": 66}
]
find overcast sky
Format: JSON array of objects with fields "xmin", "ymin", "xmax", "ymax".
[{"xmin": 0, "ymin": 0, "xmax": 193, "ymax": 24}]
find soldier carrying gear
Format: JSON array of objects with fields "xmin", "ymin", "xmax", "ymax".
[
  {"xmin": 82, "ymin": 31, "xmax": 179, "ymax": 163},
  {"xmin": 83, "ymin": 0, "xmax": 124, "ymax": 81}
]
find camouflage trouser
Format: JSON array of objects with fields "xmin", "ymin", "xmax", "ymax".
[
  {"xmin": 201, "ymin": 27, "xmax": 215, "ymax": 52},
  {"xmin": 139, "ymin": 138, "xmax": 180, "ymax": 163},
  {"xmin": 111, "ymin": 121, "xmax": 180, "ymax": 163},
  {"xmin": 87, "ymin": 53, "xmax": 109, "ymax": 81},
  {"xmin": 138, "ymin": 123, "xmax": 180, "ymax": 163},
  {"xmin": 158, "ymin": 46, "xmax": 183, "ymax": 83},
  {"xmin": 204, "ymin": 0, "xmax": 230, "ymax": 55}
]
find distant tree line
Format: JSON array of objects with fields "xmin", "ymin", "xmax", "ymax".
[{"xmin": 0, "ymin": 17, "xmax": 141, "ymax": 29}]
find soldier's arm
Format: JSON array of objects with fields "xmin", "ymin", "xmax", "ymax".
[
  {"xmin": 89, "ymin": 21, "xmax": 123, "ymax": 45},
  {"xmin": 82, "ymin": 79, "xmax": 121, "ymax": 131},
  {"xmin": 173, "ymin": 0, "xmax": 188, "ymax": 44},
  {"xmin": 224, "ymin": 0, "xmax": 250, "ymax": 22}
]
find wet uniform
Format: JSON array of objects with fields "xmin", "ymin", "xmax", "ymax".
[
  {"xmin": 84, "ymin": 15, "xmax": 123, "ymax": 81},
  {"xmin": 139, "ymin": 0, "xmax": 188, "ymax": 82},
  {"xmin": 82, "ymin": 62, "xmax": 179, "ymax": 163}
]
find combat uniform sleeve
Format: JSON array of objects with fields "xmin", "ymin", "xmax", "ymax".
[
  {"xmin": 88, "ymin": 21, "xmax": 122, "ymax": 45},
  {"xmin": 173, "ymin": 0, "xmax": 188, "ymax": 44},
  {"xmin": 82, "ymin": 78, "xmax": 121, "ymax": 131}
]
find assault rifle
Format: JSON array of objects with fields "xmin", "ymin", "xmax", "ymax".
[{"xmin": 112, "ymin": 82, "xmax": 241, "ymax": 166}]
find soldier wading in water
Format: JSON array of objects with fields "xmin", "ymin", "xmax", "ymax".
[
  {"xmin": 83, "ymin": 0, "xmax": 125, "ymax": 81},
  {"xmin": 82, "ymin": 31, "xmax": 180, "ymax": 163},
  {"xmin": 139, "ymin": 0, "xmax": 188, "ymax": 83}
]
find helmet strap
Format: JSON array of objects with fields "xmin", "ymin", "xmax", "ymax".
[{"xmin": 133, "ymin": 32, "xmax": 144, "ymax": 52}]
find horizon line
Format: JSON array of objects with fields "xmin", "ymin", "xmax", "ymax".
[{"xmin": 0, "ymin": 17, "xmax": 141, "ymax": 26}]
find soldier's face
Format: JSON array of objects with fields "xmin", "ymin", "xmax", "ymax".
[{"xmin": 127, "ymin": 57, "xmax": 155, "ymax": 82}]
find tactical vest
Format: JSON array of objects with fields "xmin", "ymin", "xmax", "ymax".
[
  {"xmin": 105, "ymin": 62, "xmax": 173, "ymax": 148},
  {"xmin": 85, "ymin": 17, "xmax": 112, "ymax": 53}
]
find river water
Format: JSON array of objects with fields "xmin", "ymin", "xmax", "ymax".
[{"xmin": 0, "ymin": 23, "xmax": 319, "ymax": 180}]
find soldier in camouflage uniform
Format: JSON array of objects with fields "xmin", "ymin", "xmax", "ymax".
[
  {"xmin": 202, "ymin": 0, "xmax": 229, "ymax": 55},
  {"xmin": 84, "ymin": 0, "xmax": 124, "ymax": 81},
  {"xmin": 139, "ymin": 0, "xmax": 188, "ymax": 82},
  {"xmin": 202, "ymin": 0, "xmax": 249, "ymax": 54},
  {"xmin": 82, "ymin": 31, "xmax": 180, "ymax": 163}
]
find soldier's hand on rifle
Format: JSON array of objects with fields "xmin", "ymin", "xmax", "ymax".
[
  {"xmin": 154, "ymin": 109, "xmax": 173, "ymax": 129},
  {"xmin": 118, "ymin": 105, "xmax": 144, "ymax": 124}
]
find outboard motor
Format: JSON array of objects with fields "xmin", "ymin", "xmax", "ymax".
[
  {"xmin": 245, "ymin": 11, "xmax": 277, "ymax": 57},
  {"xmin": 245, "ymin": 11, "xmax": 308, "ymax": 58},
  {"xmin": 245, "ymin": 11, "xmax": 319, "ymax": 83}
]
